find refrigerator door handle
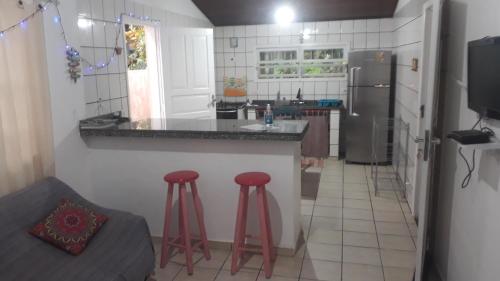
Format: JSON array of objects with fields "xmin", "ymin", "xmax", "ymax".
[{"xmin": 349, "ymin": 67, "xmax": 361, "ymax": 116}]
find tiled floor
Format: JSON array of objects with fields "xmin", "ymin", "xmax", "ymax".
[{"xmin": 152, "ymin": 159, "xmax": 417, "ymax": 281}]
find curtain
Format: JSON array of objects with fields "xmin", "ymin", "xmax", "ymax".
[{"xmin": 0, "ymin": 1, "xmax": 54, "ymax": 196}]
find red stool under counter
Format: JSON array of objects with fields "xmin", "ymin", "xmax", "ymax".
[
  {"xmin": 160, "ymin": 170, "xmax": 210, "ymax": 275},
  {"xmin": 231, "ymin": 172, "xmax": 276, "ymax": 278}
]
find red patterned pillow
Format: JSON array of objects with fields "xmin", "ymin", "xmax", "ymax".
[{"xmin": 29, "ymin": 199, "xmax": 108, "ymax": 255}]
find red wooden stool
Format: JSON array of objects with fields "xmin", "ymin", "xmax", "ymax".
[
  {"xmin": 231, "ymin": 172, "xmax": 276, "ymax": 278},
  {"xmin": 160, "ymin": 170, "xmax": 211, "ymax": 275}
]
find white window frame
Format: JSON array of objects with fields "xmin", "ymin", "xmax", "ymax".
[{"xmin": 256, "ymin": 43, "xmax": 349, "ymax": 82}]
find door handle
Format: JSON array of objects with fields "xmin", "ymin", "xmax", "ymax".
[
  {"xmin": 208, "ymin": 94, "xmax": 216, "ymax": 108},
  {"xmin": 421, "ymin": 130, "xmax": 441, "ymax": 161},
  {"xmin": 349, "ymin": 67, "xmax": 361, "ymax": 117}
]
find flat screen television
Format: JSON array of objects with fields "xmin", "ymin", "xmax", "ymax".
[{"xmin": 468, "ymin": 36, "xmax": 500, "ymax": 119}]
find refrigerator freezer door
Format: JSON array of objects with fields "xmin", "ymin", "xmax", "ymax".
[
  {"xmin": 349, "ymin": 50, "xmax": 392, "ymax": 86},
  {"xmin": 345, "ymin": 87, "xmax": 391, "ymax": 163}
]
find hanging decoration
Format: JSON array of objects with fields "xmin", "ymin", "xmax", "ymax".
[{"xmin": 0, "ymin": 0, "xmax": 160, "ymax": 83}]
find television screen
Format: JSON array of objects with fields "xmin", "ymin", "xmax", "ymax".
[{"xmin": 468, "ymin": 37, "xmax": 500, "ymax": 119}]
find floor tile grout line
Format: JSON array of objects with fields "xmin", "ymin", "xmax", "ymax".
[
  {"xmin": 341, "ymin": 160, "xmax": 345, "ymax": 281},
  {"xmin": 364, "ymin": 164, "xmax": 387, "ymax": 281}
]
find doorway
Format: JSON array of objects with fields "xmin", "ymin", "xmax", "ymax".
[{"xmin": 123, "ymin": 18, "xmax": 164, "ymax": 121}]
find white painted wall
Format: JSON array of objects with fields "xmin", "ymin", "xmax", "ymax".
[{"xmin": 433, "ymin": 1, "xmax": 500, "ymax": 280}]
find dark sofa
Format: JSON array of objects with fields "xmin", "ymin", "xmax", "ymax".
[{"xmin": 0, "ymin": 177, "xmax": 155, "ymax": 281}]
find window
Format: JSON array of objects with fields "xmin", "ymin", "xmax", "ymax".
[
  {"xmin": 256, "ymin": 44, "xmax": 347, "ymax": 80},
  {"xmin": 257, "ymin": 49, "xmax": 299, "ymax": 79}
]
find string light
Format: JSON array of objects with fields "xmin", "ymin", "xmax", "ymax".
[{"xmin": 0, "ymin": 0, "xmax": 161, "ymax": 76}]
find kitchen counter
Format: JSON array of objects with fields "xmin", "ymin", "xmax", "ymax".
[
  {"xmin": 80, "ymin": 115, "xmax": 304, "ymax": 254},
  {"xmin": 80, "ymin": 118, "xmax": 309, "ymax": 141}
]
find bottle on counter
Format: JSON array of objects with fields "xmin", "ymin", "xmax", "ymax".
[{"xmin": 264, "ymin": 104, "xmax": 273, "ymax": 126}]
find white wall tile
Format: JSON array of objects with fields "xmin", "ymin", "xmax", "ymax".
[
  {"xmin": 246, "ymin": 67, "xmax": 256, "ymax": 81},
  {"xmin": 304, "ymin": 81, "xmax": 315, "ymax": 95},
  {"xmin": 216, "ymin": 68, "xmax": 224, "ymax": 81},
  {"xmin": 316, "ymin": 22, "xmax": 330, "ymax": 34},
  {"xmin": 107, "ymin": 49, "xmax": 119, "ymax": 73},
  {"xmin": 268, "ymin": 82, "xmax": 280, "ymax": 97},
  {"xmin": 246, "ymin": 52, "xmax": 256, "ymax": 67},
  {"xmin": 367, "ymin": 19, "xmax": 381, "ymax": 32},
  {"xmin": 246, "ymin": 25, "xmax": 257, "ymax": 37},
  {"xmin": 216, "ymin": 82, "xmax": 224, "ymax": 96},
  {"xmin": 215, "ymin": 38, "xmax": 224, "ymax": 52},
  {"xmin": 257, "ymin": 82, "xmax": 269, "ymax": 96},
  {"xmin": 105, "ymin": 23, "xmax": 118, "ymax": 48},
  {"xmin": 316, "ymin": 34, "xmax": 328, "ymax": 43},
  {"xmin": 92, "ymin": 21, "xmax": 106, "ymax": 47},
  {"xmin": 328, "ymin": 34, "xmax": 341, "ymax": 43},
  {"xmin": 79, "ymin": 23, "xmax": 93, "ymax": 46},
  {"xmin": 215, "ymin": 27, "xmax": 224, "ymax": 38},
  {"xmin": 328, "ymin": 21, "xmax": 341, "ymax": 33},
  {"xmin": 120, "ymin": 74, "xmax": 128, "ymax": 97},
  {"xmin": 290, "ymin": 23, "xmax": 302, "ymax": 35},
  {"xmin": 234, "ymin": 38, "xmax": 246, "ymax": 53},
  {"xmin": 328, "ymin": 81, "xmax": 340, "ymax": 94},
  {"xmin": 303, "ymin": 22, "xmax": 316, "ymax": 33},
  {"xmin": 235, "ymin": 53, "xmax": 246, "ymax": 67},
  {"xmin": 109, "ymin": 74, "xmax": 121, "ymax": 99},
  {"xmin": 84, "ymin": 76, "xmax": 98, "ymax": 103},
  {"xmin": 215, "ymin": 53, "xmax": 224, "ymax": 67},
  {"xmin": 354, "ymin": 20, "xmax": 367, "ymax": 33},
  {"xmin": 121, "ymin": 98, "xmax": 129, "ymax": 116},
  {"xmin": 115, "ymin": 0, "xmax": 125, "ymax": 17},
  {"xmin": 279, "ymin": 35, "xmax": 292, "ymax": 45},
  {"xmin": 268, "ymin": 24, "xmax": 280, "ymax": 36},
  {"xmin": 380, "ymin": 32, "xmax": 393, "ymax": 48},
  {"xmin": 77, "ymin": 0, "xmax": 92, "ymax": 17},
  {"xmin": 224, "ymin": 53, "xmax": 235, "ymax": 67},
  {"xmin": 86, "ymin": 103, "xmax": 99, "ymax": 118},
  {"xmin": 341, "ymin": 33, "xmax": 354, "ymax": 47},
  {"xmin": 223, "ymin": 26, "xmax": 234, "ymax": 37},
  {"xmin": 124, "ymin": 0, "xmax": 134, "ymax": 14},
  {"xmin": 279, "ymin": 82, "xmax": 292, "ymax": 96},
  {"xmin": 91, "ymin": 0, "xmax": 104, "ymax": 20},
  {"xmin": 99, "ymin": 101, "xmax": 111, "ymax": 114},
  {"xmin": 291, "ymin": 81, "xmax": 303, "ymax": 96},
  {"xmin": 367, "ymin": 33, "xmax": 380, "ymax": 48},
  {"xmin": 133, "ymin": 3, "xmax": 144, "ymax": 17},
  {"xmin": 247, "ymin": 81, "xmax": 257, "ymax": 96},
  {"xmin": 257, "ymin": 37, "xmax": 269, "ymax": 46},
  {"xmin": 235, "ymin": 67, "xmax": 246, "ymax": 79},
  {"xmin": 268, "ymin": 37, "xmax": 279, "ymax": 45},
  {"xmin": 234, "ymin": 26, "xmax": 245, "ymax": 37},
  {"xmin": 257, "ymin": 25, "xmax": 269, "ymax": 36},
  {"xmin": 103, "ymin": 0, "xmax": 115, "ymax": 21},
  {"xmin": 315, "ymin": 81, "xmax": 327, "ymax": 96},
  {"xmin": 97, "ymin": 75, "xmax": 110, "ymax": 100},
  {"xmin": 110, "ymin": 99, "xmax": 122, "ymax": 112},
  {"xmin": 94, "ymin": 48, "xmax": 108, "ymax": 74},
  {"xmin": 353, "ymin": 33, "xmax": 367, "ymax": 49},
  {"xmin": 341, "ymin": 20, "xmax": 354, "ymax": 33},
  {"xmin": 380, "ymin": 18, "xmax": 394, "ymax": 32},
  {"xmin": 223, "ymin": 38, "xmax": 232, "ymax": 52},
  {"xmin": 224, "ymin": 67, "xmax": 235, "ymax": 77},
  {"xmin": 245, "ymin": 37, "xmax": 257, "ymax": 52}
]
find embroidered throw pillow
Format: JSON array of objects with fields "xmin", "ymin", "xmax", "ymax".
[{"xmin": 29, "ymin": 199, "xmax": 108, "ymax": 255}]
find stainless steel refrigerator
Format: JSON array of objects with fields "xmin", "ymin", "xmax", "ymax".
[{"xmin": 346, "ymin": 50, "xmax": 392, "ymax": 163}]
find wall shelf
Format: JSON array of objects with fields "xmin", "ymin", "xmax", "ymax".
[{"xmin": 450, "ymin": 137, "xmax": 500, "ymax": 151}]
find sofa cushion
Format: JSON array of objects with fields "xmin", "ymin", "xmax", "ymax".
[{"xmin": 29, "ymin": 198, "xmax": 108, "ymax": 255}]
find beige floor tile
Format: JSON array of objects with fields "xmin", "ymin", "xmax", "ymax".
[
  {"xmin": 401, "ymin": 203, "xmax": 412, "ymax": 214},
  {"xmin": 302, "ymin": 199, "xmax": 316, "ymax": 206},
  {"xmin": 371, "ymin": 200, "xmax": 402, "ymax": 212},
  {"xmin": 343, "ymin": 231, "xmax": 378, "ymax": 248},
  {"xmin": 378, "ymin": 235, "xmax": 415, "ymax": 251},
  {"xmin": 320, "ymin": 177, "xmax": 344, "ymax": 184},
  {"xmin": 313, "ymin": 206, "xmax": 342, "ymax": 218},
  {"xmin": 315, "ymin": 196, "xmax": 342, "ymax": 207},
  {"xmin": 342, "ymin": 246, "xmax": 381, "ymax": 266},
  {"xmin": 223, "ymin": 253, "xmax": 263, "ymax": 270},
  {"xmin": 301, "ymin": 259, "xmax": 341, "ymax": 281},
  {"xmin": 342, "ymin": 263, "xmax": 384, "ymax": 281},
  {"xmin": 194, "ymin": 249, "xmax": 230, "ymax": 269},
  {"xmin": 214, "ymin": 269, "xmax": 259, "ymax": 281},
  {"xmin": 343, "ymin": 199, "xmax": 372, "ymax": 210},
  {"xmin": 405, "ymin": 213, "xmax": 417, "ymax": 224},
  {"xmin": 256, "ymin": 274, "xmax": 298, "ymax": 281},
  {"xmin": 310, "ymin": 216, "xmax": 343, "ymax": 231},
  {"xmin": 170, "ymin": 251, "xmax": 204, "ymax": 266},
  {"xmin": 380, "ymin": 249, "xmax": 416, "ymax": 268},
  {"xmin": 343, "ymin": 208, "xmax": 373, "ymax": 221},
  {"xmin": 308, "ymin": 229, "xmax": 342, "ymax": 245},
  {"xmin": 371, "ymin": 191, "xmax": 398, "ymax": 200},
  {"xmin": 383, "ymin": 266, "xmax": 414, "ymax": 281},
  {"xmin": 173, "ymin": 267, "xmax": 218, "ymax": 281},
  {"xmin": 373, "ymin": 210, "xmax": 405, "ymax": 222},
  {"xmin": 153, "ymin": 263, "xmax": 183, "ymax": 281},
  {"xmin": 408, "ymin": 223, "xmax": 418, "ymax": 236},
  {"xmin": 343, "ymin": 183, "xmax": 369, "ymax": 192},
  {"xmin": 343, "ymin": 219, "xmax": 376, "ymax": 233},
  {"xmin": 271, "ymin": 255, "xmax": 303, "ymax": 278},
  {"xmin": 301, "ymin": 205, "xmax": 314, "ymax": 216},
  {"xmin": 343, "ymin": 191, "xmax": 370, "ymax": 200},
  {"xmin": 375, "ymin": 222, "xmax": 410, "ymax": 236},
  {"xmin": 317, "ymin": 189, "xmax": 343, "ymax": 199},
  {"xmin": 301, "ymin": 215, "xmax": 312, "ymax": 232},
  {"xmin": 305, "ymin": 242, "xmax": 342, "ymax": 262}
]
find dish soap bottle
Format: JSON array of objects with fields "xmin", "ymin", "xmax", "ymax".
[{"xmin": 264, "ymin": 104, "xmax": 273, "ymax": 126}]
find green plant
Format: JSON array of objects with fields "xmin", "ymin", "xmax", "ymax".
[{"xmin": 125, "ymin": 24, "xmax": 147, "ymax": 70}]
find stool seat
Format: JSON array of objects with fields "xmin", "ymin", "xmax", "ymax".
[
  {"xmin": 164, "ymin": 170, "xmax": 199, "ymax": 184},
  {"xmin": 235, "ymin": 172, "xmax": 271, "ymax": 186}
]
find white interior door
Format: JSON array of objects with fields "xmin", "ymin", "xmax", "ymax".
[
  {"xmin": 414, "ymin": 0, "xmax": 443, "ymax": 280},
  {"xmin": 164, "ymin": 28, "xmax": 216, "ymax": 119}
]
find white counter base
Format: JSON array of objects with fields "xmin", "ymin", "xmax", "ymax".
[{"xmin": 85, "ymin": 137, "xmax": 302, "ymax": 251}]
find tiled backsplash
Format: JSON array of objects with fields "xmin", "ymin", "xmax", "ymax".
[
  {"xmin": 78, "ymin": 0, "xmax": 211, "ymax": 118},
  {"xmin": 214, "ymin": 19, "xmax": 393, "ymax": 103}
]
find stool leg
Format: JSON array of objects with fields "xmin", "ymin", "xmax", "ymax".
[
  {"xmin": 190, "ymin": 181, "xmax": 211, "ymax": 260},
  {"xmin": 231, "ymin": 186, "xmax": 248, "ymax": 275},
  {"xmin": 178, "ymin": 190, "xmax": 185, "ymax": 254},
  {"xmin": 238, "ymin": 186, "xmax": 249, "ymax": 260},
  {"xmin": 179, "ymin": 185, "xmax": 194, "ymax": 275},
  {"xmin": 160, "ymin": 183, "xmax": 174, "ymax": 268},
  {"xmin": 261, "ymin": 186, "xmax": 276, "ymax": 261},
  {"xmin": 257, "ymin": 187, "xmax": 273, "ymax": 278}
]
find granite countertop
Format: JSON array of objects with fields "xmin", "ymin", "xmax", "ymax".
[{"xmin": 80, "ymin": 118, "xmax": 309, "ymax": 141}]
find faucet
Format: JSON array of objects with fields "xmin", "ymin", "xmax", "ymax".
[{"xmin": 295, "ymin": 88, "xmax": 304, "ymax": 104}]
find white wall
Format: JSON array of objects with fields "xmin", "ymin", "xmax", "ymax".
[
  {"xmin": 392, "ymin": 0, "xmax": 426, "ymax": 211},
  {"xmin": 79, "ymin": 0, "xmax": 213, "ymax": 118},
  {"xmin": 433, "ymin": 1, "xmax": 500, "ymax": 280},
  {"xmin": 214, "ymin": 19, "xmax": 393, "ymax": 103},
  {"xmin": 134, "ymin": 0, "xmax": 209, "ymax": 22}
]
